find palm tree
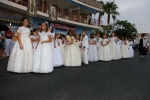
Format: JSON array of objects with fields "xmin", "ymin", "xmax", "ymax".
[{"xmin": 103, "ymin": 1, "xmax": 119, "ymax": 31}]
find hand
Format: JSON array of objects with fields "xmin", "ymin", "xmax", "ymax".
[
  {"xmin": 20, "ymin": 45, "xmax": 23, "ymax": 49},
  {"xmin": 54, "ymin": 45, "xmax": 56, "ymax": 48},
  {"xmin": 41, "ymin": 41, "xmax": 45, "ymax": 44}
]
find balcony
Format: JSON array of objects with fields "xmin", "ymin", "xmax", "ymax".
[{"xmin": 2, "ymin": 0, "xmax": 102, "ymax": 29}]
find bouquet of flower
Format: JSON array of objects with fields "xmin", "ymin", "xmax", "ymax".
[{"xmin": 66, "ymin": 35, "xmax": 71, "ymax": 43}]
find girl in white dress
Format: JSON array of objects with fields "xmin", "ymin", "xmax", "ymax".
[
  {"xmin": 98, "ymin": 34, "xmax": 111, "ymax": 61},
  {"xmin": 33, "ymin": 22, "xmax": 53, "ymax": 73},
  {"xmin": 88, "ymin": 33, "xmax": 98, "ymax": 62},
  {"xmin": 57, "ymin": 34, "xmax": 64, "ymax": 57},
  {"xmin": 109, "ymin": 33, "xmax": 121, "ymax": 60},
  {"xmin": 128, "ymin": 38, "xmax": 134, "ymax": 58},
  {"xmin": 7, "ymin": 17, "xmax": 33, "ymax": 73},
  {"xmin": 96, "ymin": 33, "xmax": 102, "ymax": 51},
  {"xmin": 53, "ymin": 33, "xmax": 63, "ymax": 67},
  {"xmin": 63, "ymin": 31, "xmax": 81, "ymax": 67},
  {"xmin": 121, "ymin": 37, "xmax": 130, "ymax": 58},
  {"xmin": 30, "ymin": 29, "xmax": 39, "ymax": 52}
]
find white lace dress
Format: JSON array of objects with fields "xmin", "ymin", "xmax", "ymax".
[
  {"xmin": 88, "ymin": 38, "xmax": 98, "ymax": 62},
  {"xmin": 63, "ymin": 36, "xmax": 81, "ymax": 67},
  {"xmin": 98, "ymin": 39, "xmax": 112, "ymax": 61},
  {"xmin": 129, "ymin": 41, "xmax": 134, "ymax": 58},
  {"xmin": 53, "ymin": 38, "xmax": 63, "ymax": 67},
  {"xmin": 33, "ymin": 31, "xmax": 53, "ymax": 73},
  {"xmin": 30, "ymin": 35, "xmax": 38, "ymax": 52},
  {"xmin": 7, "ymin": 26, "xmax": 33, "ymax": 73},
  {"xmin": 121, "ymin": 41, "xmax": 130, "ymax": 58},
  {"xmin": 109, "ymin": 37, "xmax": 121, "ymax": 60}
]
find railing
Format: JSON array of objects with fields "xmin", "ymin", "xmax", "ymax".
[
  {"xmin": 8, "ymin": 0, "xmax": 102, "ymax": 27},
  {"xmin": 56, "ymin": 8, "xmax": 102, "ymax": 27}
]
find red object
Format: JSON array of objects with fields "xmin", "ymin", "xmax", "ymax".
[
  {"xmin": 5, "ymin": 30, "xmax": 13, "ymax": 39},
  {"xmin": 50, "ymin": 23, "xmax": 76, "ymax": 31}
]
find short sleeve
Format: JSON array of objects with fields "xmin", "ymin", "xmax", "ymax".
[
  {"xmin": 30, "ymin": 35, "xmax": 34, "ymax": 38},
  {"xmin": 47, "ymin": 32, "xmax": 51, "ymax": 36},
  {"xmin": 17, "ymin": 27, "xmax": 21, "ymax": 33}
]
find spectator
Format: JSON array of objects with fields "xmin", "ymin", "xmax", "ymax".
[
  {"xmin": 5, "ymin": 29, "xmax": 14, "ymax": 57},
  {"xmin": 0, "ymin": 31, "xmax": 5, "ymax": 59}
]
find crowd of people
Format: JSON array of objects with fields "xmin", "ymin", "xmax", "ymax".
[{"xmin": 0, "ymin": 17, "xmax": 149, "ymax": 73}]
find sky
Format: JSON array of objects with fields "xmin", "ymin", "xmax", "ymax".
[{"xmin": 96, "ymin": 0, "xmax": 150, "ymax": 33}]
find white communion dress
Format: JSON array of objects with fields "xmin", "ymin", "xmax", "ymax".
[
  {"xmin": 63, "ymin": 36, "xmax": 81, "ymax": 67},
  {"xmin": 109, "ymin": 37, "xmax": 121, "ymax": 60},
  {"xmin": 33, "ymin": 31, "xmax": 53, "ymax": 73},
  {"xmin": 128, "ymin": 41, "xmax": 134, "ymax": 58},
  {"xmin": 98, "ymin": 38, "xmax": 112, "ymax": 61},
  {"xmin": 121, "ymin": 40, "xmax": 130, "ymax": 58},
  {"xmin": 57, "ymin": 39, "xmax": 64, "ymax": 56},
  {"xmin": 30, "ymin": 35, "xmax": 38, "ymax": 52},
  {"xmin": 88, "ymin": 38, "xmax": 98, "ymax": 62},
  {"xmin": 7, "ymin": 26, "xmax": 33, "ymax": 73},
  {"xmin": 52, "ymin": 38, "xmax": 63, "ymax": 67}
]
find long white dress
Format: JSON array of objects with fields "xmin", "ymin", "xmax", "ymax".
[
  {"xmin": 63, "ymin": 36, "xmax": 81, "ymax": 67},
  {"xmin": 88, "ymin": 38, "xmax": 98, "ymax": 62},
  {"xmin": 96, "ymin": 37, "xmax": 102, "ymax": 50},
  {"xmin": 121, "ymin": 41, "xmax": 130, "ymax": 58},
  {"xmin": 30, "ymin": 35, "xmax": 38, "ymax": 52},
  {"xmin": 98, "ymin": 39, "xmax": 111, "ymax": 61},
  {"xmin": 58, "ymin": 39, "xmax": 64, "ymax": 56},
  {"xmin": 33, "ymin": 31, "xmax": 53, "ymax": 73},
  {"xmin": 53, "ymin": 38, "xmax": 63, "ymax": 67},
  {"xmin": 129, "ymin": 41, "xmax": 134, "ymax": 58},
  {"xmin": 7, "ymin": 26, "xmax": 33, "ymax": 73},
  {"xmin": 116, "ymin": 39, "xmax": 122, "ymax": 58},
  {"xmin": 109, "ymin": 37, "xmax": 121, "ymax": 60}
]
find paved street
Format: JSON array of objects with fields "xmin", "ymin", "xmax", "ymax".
[{"xmin": 0, "ymin": 53, "xmax": 150, "ymax": 100}]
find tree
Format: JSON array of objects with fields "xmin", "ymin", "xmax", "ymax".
[
  {"xmin": 114, "ymin": 20, "xmax": 137, "ymax": 38},
  {"xmin": 103, "ymin": 1, "xmax": 119, "ymax": 28}
]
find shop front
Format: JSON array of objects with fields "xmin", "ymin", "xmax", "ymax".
[{"xmin": 0, "ymin": 8, "xmax": 33, "ymax": 33}]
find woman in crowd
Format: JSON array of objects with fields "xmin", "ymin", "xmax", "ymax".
[
  {"xmin": 33, "ymin": 22, "xmax": 53, "ymax": 73},
  {"xmin": 88, "ymin": 33, "xmax": 98, "ymax": 62},
  {"xmin": 109, "ymin": 33, "xmax": 121, "ymax": 60},
  {"xmin": 138, "ymin": 34, "xmax": 147, "ymax": 58},
  {"xmin": 7, "ymin": 17, "xmax": 33, "ymax": 73},
  {"xmin": 98, "ymin": 34, "xmax": 111, "ymax": 61},
  {"xmin": 63, "ymin": 30, "xmax": 81, "ymax": 67},
  {"xmin": 120, "ymin": 37, "xmax": 130, "ymax": 58}
]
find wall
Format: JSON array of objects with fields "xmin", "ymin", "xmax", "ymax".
[
  {"xmin": 76, "ymin": 26, "xmax": 92, "ymax": 36},
  {"xmin": 32, "ymin": 17, "xmax": 50, "ymax": 28}
]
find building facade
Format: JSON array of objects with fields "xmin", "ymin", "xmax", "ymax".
[{"xmin": 0, "ymin": 0, "xmax": 103, "ymax": 35}]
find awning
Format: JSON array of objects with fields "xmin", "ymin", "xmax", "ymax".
[{"xmin": 65, "ymin": 0, "xmax": 99, "ymax": 13}]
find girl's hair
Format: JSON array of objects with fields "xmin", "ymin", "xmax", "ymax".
[
  {"xmin": 67, "ymin": 30, "xmax": 72, "ymax": 35},
  {"xmin": 90, "ymin": 33, "xmax": 95, "ymax": 39},
  {"xmin": 59, "ymin": 34, "xmax": 63, "ymax": 40},
  {"xmin": 50, "ymin": 27, "xmax": 53, "ymax": 33},
  {"xmin": 71, "ymin": 30, "xmax": 77, "ymax": 39},
  {"xmin": 55, "ymin": 33, "xmax": 60, "ymax": 39},
  {"xmin": 40, "ymin": 22, "xmax": 48, "ymax": 32},
  {"xmin": 20, "ymin": 17, "xmax": 28, "ymax": 26},
  {"xmin": 103, "ymin": 34, "xmax": 107, "ymax": 38},
  {"xmin": 21, "ymin": 17, "xmax": 28, "ymax": 22},
  {"xmin": 31, "ymin": 28, "xmax": 38, "ymax": 35},
  {"xmin": 121, "ymin": 37, "xmax": 125, "ymax": 40}
]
